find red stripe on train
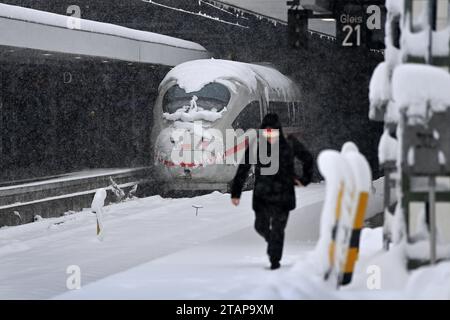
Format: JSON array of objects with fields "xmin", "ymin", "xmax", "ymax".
[
  {"xmin": 224, "ymin": 138, "xmax": 249, "ymax": 157},
  {"xmin": 160, "ymin": 159, "xmax": 204, "ymax": 168},
  {"xmin": 160, "ymin": 138, "xmax": 249, "ymax": 168}
]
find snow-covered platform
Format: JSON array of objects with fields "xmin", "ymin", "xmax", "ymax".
[
  {"xmin": 0, "ymin": 181, "xmax": 387, "ymax": 300},
  {"xmin": 0, "ymin": 185, "xmax": 324, "ymax": 299},
  {"xmin": 0, "ymin": 3, "xmax": 210, "ymax": 66}
]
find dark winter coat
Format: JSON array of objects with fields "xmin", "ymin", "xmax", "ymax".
[{"xmin": 230, "ymin": 115, "xmax": 314, "ymax": 212}]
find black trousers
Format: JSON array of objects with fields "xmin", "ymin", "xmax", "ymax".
[{"xmin": 254, "ymin": 205, "xmax": 289, "ymax": 263}]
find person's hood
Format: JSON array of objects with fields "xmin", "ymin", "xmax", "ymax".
[{"xmin": 260, "ymin": 113, "xmax": 282, "ymax": 130}]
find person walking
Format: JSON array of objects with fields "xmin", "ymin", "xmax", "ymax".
[{"xmin": 231, "ymin": 113, "xmax": 314, "ymax": 270}]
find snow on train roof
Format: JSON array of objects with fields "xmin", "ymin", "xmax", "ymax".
[
  {"xmin": 160, "ymin": 59, "xmax": 301, "ymax": 101},
  {"xmin": 0, "ymin": 3, "xmax": 206, "ymax": 51}
]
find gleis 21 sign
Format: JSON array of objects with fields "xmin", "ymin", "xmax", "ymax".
[{"xmin": 337, "ymin": 2, "xmax": 385, "ymax": 49}]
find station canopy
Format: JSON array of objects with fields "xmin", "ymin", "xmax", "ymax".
[{"xmin": 212, "ymin": 0, "xmax": 336, "ymax": 36}]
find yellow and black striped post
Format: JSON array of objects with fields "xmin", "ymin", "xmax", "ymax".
[
  {"xmin": 340, "ymin": 191, "xmax": 369, "ymax": 285},
  {"xmin": 325, "ymin": 181, "xmax": 345, "ymax": 281}
]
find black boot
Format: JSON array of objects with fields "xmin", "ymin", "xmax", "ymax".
[{"xmin": 270, "ymin": 260, "xmax": 280, "ymax": 270}]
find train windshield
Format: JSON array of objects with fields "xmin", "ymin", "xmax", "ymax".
[{"xmin": 163, "ymin": 83, "xmax": 230, "ymax": 114}]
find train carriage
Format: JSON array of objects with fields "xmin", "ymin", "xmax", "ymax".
[{"xmin": 151, "ymin": 59, "xmax": 303, "ymax": 191}]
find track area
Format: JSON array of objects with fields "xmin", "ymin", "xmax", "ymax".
[{"xmin": 0, "ymin": 168, "xmax": 152, "ymax": 226}]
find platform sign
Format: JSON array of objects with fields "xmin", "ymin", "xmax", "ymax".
[
  {"xmin": 337, "ymin": 3, "xmax": 364, "ymax": 47},
  {"xmin": 336, "ymin": 2, "xmax": 385, "ymax": 49}
]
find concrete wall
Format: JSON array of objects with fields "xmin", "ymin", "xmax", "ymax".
[{"xmin": 0, "ymin": 59, "xmax": 170, "ymax": 181}]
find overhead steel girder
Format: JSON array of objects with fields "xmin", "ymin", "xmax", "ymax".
[{"xmin": 300, "ymin": 0, "xmax": 333, "ymax": 14}]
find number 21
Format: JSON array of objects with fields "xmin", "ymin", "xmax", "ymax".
[{"xmin": 342, "ymin": 25, "xmax": 361, "ymax": 47}]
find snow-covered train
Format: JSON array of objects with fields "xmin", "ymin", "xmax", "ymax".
[{"xmin": 151, "ymin": 59, "xmax": 302, "ymax": 190}]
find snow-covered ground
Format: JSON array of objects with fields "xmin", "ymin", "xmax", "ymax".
[
  {"xmin": 0, "ymin": 184, "xmax": 324, "ymax": 300},
  {"xmin": 1, "ymin": 179, "xmax": 448, "ymax": 300}
]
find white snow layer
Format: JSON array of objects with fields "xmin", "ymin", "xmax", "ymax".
[
  {"xmin": 1, "ymin": 175, "xmax": 446, "ymax": 300},
  {"xmin": 91, "ymin": 189, "xmax": 107, "ymax": 238},
  {"xmin": 0, "ymin": 180, "xmax": 386, "ymax": 300},
  {"xmin": 386, "ymin": 0, "xmax": 404, "ymax": 16},
  {"xmin": 369, "ymin": 62, "xmax": 391, "ymax": 108},
  {"xmin": 91, "ymin": 189, "xmax": 107, "ymax": 213},
  {"xmin": 344, "ymin": 152, "xmax": 372, "ymax": 192},
  {"xmin": 378, "ymin": 129, "xmax": 399, "ymax": 164},
  {"xmin": 163, "ymin": 106, "xmax": 227, "ymax": 122},
  {"xmin": 0, "ymin": 3, "xmax": 206, "ymax": 51},
  {"xmin": 341, "ymin": 141, "xmax": 359, "ymax": 154},
  {"xmin": 402, "ymin": 22, "xmax": 450, "ymax": 58},
  {"xmin": 392, "ymin": 64, "xmax": 450, "ymax": 118},
  {"xmin": 0, "ymin": 186, "xmax": 323, "ymax": 299},
  {"xmin": 249, "ymin": 227, "xmax": 450, "ymax": 300},
  {"xmin": 159, "ymin": 59, "xmax": 301, "ymax": 100}
]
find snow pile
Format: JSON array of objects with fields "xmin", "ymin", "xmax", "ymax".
[
  {"xmin": 349, "ymin": 229, "xmax": 450, "ymax": 299},
  {"xmin": 392, "ymin": 64, "xmax": 450, "ymax": 118},
  {"xmin": 369, "ymin": 62, "xmax": 391, "ymax": 105},
  {"xmin": 404, "ymin": 261, "xmax": 450, "ymax": 299},
  {"xmin": 368, "ymin": 0, "xmax": 404, "ymax": 122},
  {"xmin": 386, "ymin": 0, "xmax": 404, "ymax": 16},
  {"xmin": 400, "ymin": 4, "xmax": 450, "ymax": 59},
  {"xmin": 407, "ymin": 242, "xmax": 450, "ymax": 261},
  {"xmin": 163, "ymin": 106, "xmax": 227, "ymax": 122},
  {"xmin": 370, "ymin": 0, "xmax": 450, "ymax": 123},
  {"xmin": 369, "ymin": 62, "xmax": 391, "ymax": 115},
  {"xmin": 378, "ymin": 129, "xmax": 398, "ymax": 164},
  {"xmin": 250, "ymin": 227, "xmax": 450, "ymax": 299},
  {"xmin": 402, "ymin": 22, "xmax": 450, "ymax": 58},
  {"xmin": 384, "ymin": 44, "xmax": 402, "ymax": 69},
  {"xmin": 171, "ymin": 121, "xmax": 215, "ymax": 140},
  {"xmin": 160, "ymin": 59, "xmax": 301, "ymax": 101},
  {"xmin": 0, "ymin": 3, "xmax": 206, "ymax": 51},
  {"xmin": 384, "ymin": 0, "xmax": 403, "ymax": 68},
  {"xmin": 345, "ymin": 235, "xmax": 409, "ymax": 293},
  {"xmin": 341, "ymin": 141, "xmax": 359, "ymax": 154},
  {"xmin": 3, "ymin": 185, "xmax": 324, "ymax": 300}
]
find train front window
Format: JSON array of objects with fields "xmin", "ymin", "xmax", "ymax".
[{"xmin": 163, "ymin": 83, "xmax": 230, "ymax": 114}]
